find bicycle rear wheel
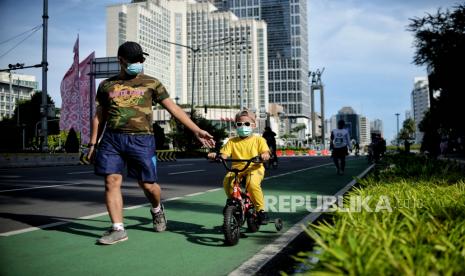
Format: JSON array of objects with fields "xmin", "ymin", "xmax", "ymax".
[
  {"xmin": 223, "ymin": 205, "xmax": 241, "ymax": 245},
  {"xmin": 246, "ymin": 209, "xmax": 260, "ymax": 233}
]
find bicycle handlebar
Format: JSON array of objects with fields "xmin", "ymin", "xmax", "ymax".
[{"xmin": 215, "ymin": 155, "xmax": 263, "ymax": 173}]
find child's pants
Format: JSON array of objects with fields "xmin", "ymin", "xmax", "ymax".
[{"xmin": 223, "ymin": 170, "xmax": 265, "ymax": 211}]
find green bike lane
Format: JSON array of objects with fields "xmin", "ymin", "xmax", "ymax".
[{"xmin": 0, "ymin": 158, "xmax": 369, "ymax": 276}]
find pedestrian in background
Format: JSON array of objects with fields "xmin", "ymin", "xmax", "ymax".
[
  {"xmin": 330, "ymin": 120, "xmax": 351, "ymax": 175},
  {"xmin": 262, "ymin": 126, "xmax": 278, "ymax": 166}
]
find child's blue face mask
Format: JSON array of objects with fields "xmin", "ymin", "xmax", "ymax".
[
  {"xmin": 125, "ymin": 63, "xmax": 143, "ymax": 75},
  {"xmin": 236, "ymin": 126, "xmax": 253, "ymax": 137}
]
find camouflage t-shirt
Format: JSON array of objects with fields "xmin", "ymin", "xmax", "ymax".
[{"xmin": 96, "ymin": 74, "xmax": 169, "ymax": 134}]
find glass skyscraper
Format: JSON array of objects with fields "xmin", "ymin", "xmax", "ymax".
[{"xmin": 211, "ymin": 0, "xmax": 310, "ymax": 120}]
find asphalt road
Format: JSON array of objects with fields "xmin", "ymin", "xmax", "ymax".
[{"xmin": 0, "ymin": 156, "xmax": 334, "ymax": 234}]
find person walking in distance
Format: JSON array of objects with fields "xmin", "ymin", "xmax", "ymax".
[
  {"xmin": 262, "ymin": 126, "xmax": 278, "ymax": 167},
  {"xmin": 330, "ymin": 120, "xmax": 351, "ymax": 175},
  {"xmin": 87, "ymin": 41, "xmax": 215, "ymax": 245}
]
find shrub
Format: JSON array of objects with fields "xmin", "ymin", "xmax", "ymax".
[{"xmin": 297, "ymin": 154, "xmax": 465, "ymax": 275}]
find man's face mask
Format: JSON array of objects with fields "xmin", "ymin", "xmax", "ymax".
[{"xmin": 125, "ymin": 62, "xmax": 143, "ymax": 75}]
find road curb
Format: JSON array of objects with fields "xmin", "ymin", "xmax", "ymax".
[{"xmin": 228, "ymin": 163, "xmax": 376, "ymax": 276}]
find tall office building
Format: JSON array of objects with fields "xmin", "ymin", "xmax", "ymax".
[
  {"xmin": 107, "ymin": 0, "xmax": 268, "ymax": 114},
  {"xmin": 370, "ymin": 119, "xmax": 383, "ymax": 137},
  {"xmin": 411, "ymin": 77, "xmax": 430, "ymax": 144},
  {"xmin": 107, "ymin": 1, "xmax": 174, "ymax": 94},
  {"xmin": 335, "ymin": 106, "xmax": 360, "ymax": 144},
  {"xmin": 405, "ymin": 110, "xmax": 413, "ymax": 120},
  {"xmin": 187, "ymin": 2, "xmax": 268, "ymax": 112},
  {"xmin": 0, "ymin": 72, "xmax": 37, "ymax": 120},
  {"xmin": 359, "ymin": 115, "xmax": 370, "ymax": 146},
  {"xmin": 210, "ymin": 0, "xmax": 310, "ymax": 121}
]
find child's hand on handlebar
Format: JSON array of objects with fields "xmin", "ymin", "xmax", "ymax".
[
  {"xmin": 207, "ymin": 152, "xmax": 217, "ymax": 160},
  {"xmin": 261, "ymin": 152, "xmax": 270, "ymax": 161}
]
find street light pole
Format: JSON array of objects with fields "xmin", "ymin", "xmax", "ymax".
[
  {"xmin": 162, "ymin": 40, "xmax": 197, "ymax": 117},
  {"xmin": 40, "ymin": 0, "xmax": 49, "ymax": 152},
  {"xmin": 191, "ymin": 48, "xmax": 199, "ymax": 116},
  {"xmin": 239, "ymin": 40, "xmax": 244, "ymax": 110},
  {"xmin": 395, "ymin": 113, "xmax": 400, "ymax": 146}
]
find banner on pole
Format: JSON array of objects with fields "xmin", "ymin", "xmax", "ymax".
[
  {"xmin": 78, "ymin": 52, "xmax": 95, "ymax": 145},
  {"xmin": 59, "ymin": 37, "xmax": 80, "ymax": 132}
]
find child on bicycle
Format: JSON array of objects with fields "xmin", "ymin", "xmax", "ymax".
[{"xmin": 208, "ymin": 110, "xmax": 271, "ymax": 224}]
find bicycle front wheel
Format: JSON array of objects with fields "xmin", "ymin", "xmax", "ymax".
[{"xmin": 223, "ymin": 205, "xmax": 241, "ymax": 245}]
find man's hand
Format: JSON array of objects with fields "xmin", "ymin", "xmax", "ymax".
[
  {"xmin": 261, "ymin": 151, "xmax": 270, "ymax": 161},
  {"xmin": 86, "ymin": 146, "xmax": 96, "ymax": 164},
  {"xmin": 195, "ymin": 130, "xmax": 216, "ymax": 148}
]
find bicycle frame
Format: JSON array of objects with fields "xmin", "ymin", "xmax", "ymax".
[{"xmin": 218, "ymin": 156, "xmax": 262, "ymax": 221}]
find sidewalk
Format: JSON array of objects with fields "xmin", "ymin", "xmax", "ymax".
[{"xmin": 0, "ymin": 158, "xmax": 370, "ymax": 276}]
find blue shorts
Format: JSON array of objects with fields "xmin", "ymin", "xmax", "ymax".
[{"xmin": 95, "ymin": 131, "xmax": 158, "ymax": 183}]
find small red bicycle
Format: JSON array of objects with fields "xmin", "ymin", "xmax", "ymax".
[{"xmin": 216, "ymin": 155, "xmax": 283, "ymax": 245}]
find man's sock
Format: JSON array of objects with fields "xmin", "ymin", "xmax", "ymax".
[
  {"xmin": 112, "ymin": 223, "xmax": 124, "ymax": 231},
  {"xmin": 152, "ymin": 205, "xmax": 161, "ymax": 213}
]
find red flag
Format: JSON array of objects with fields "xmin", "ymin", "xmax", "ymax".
[
  {"xmin": 78, "ymin": 52, "xmax": 95, "ymax": 145},
  {"xmin": 60, "ymin": 36, "xmax": 80, "ymax": 132}
]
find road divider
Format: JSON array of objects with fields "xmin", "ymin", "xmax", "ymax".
[
  {"xmin": 276, "ymin": 149, "xmax": 330, "ymax": 157},
  {"xmin": 1, "ymin": 153, "xmax": 80, "ymax": 168},
  {"xmin": 157, "ymin": 150, "xmax": 177, "ymax": 162}
]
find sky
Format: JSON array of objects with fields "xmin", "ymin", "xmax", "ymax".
[{"xmin": 0, "ymin": 0, "xmax": 460, "ymax": 142}]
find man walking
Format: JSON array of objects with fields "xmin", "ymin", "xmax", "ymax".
[
  {"xmin": 330, "ymin": 120, "xmax": 351, "ymax": 175},
  {"xmin": 87, "ymin": 41, "xmax": 215, "ymax": 245}
]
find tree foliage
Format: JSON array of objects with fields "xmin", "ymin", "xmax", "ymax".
[
  {"xmin": 153, "ymin": 122, "xmax": 168, "ymax": 150},
  {"xmin": 398, "ymin": 118, "xmax": 416, "ymax": 153},
  {"xmin": 408, "ymin": 4, "xmax": 465, "ymax": 155},
  {"xmin": 291, "ymin": 123, "xmax": 306, "ymax": 133},
  {"xmin": 64, "ymin": 128, "xmax": 79, "ymax": 153},
  {"xmin": 0, "ymin": 92, "xmax": 58, "ymax": 152},
  {"xmin": 168, "ymin": 110, "xmax": 227, "ymax": 152}
]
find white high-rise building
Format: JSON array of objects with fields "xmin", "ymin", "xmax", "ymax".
[
  {"xmin": 107, "ymin": 0, "xmax": 184, "ymax": 97},
  {"xmin": 411, "ymin": 77, "xmax": 430, "ymax": 144},
  {"xmin": 0, "ymin": 72, "xmax": 37, "ymax": 120},
  {"xmin": 106, "ymin": 0, "xmax": 268, "ymax": 115},
  {"xmin": 211, "ymin": 0, "xmax": 310, "ymax": 120},
  {"xmin": 187, "ymin": 1, "xmax": 268, "ymax": 113},
  {"xmin": 370, "ymin": 119, "xmax": 383, "ymax": 137},
  {"xmin": 359, "ymin": 115, "xmax": 370, "ymax": 147}
]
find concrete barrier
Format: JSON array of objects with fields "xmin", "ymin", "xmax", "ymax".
[
  {"xmin": 156, "ymin": 150, "xmax": 177, "ymax": 162},
  {"xmin": 275, "ymin": 149, "xmax": 330, "ymax": 157},
  {"xmin": 0, "ymin": 153, "xmax": 80, "ymax": 168}
]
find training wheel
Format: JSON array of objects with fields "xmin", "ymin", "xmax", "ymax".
[{"xmin": 274, "ymin": 218, "xmax": 283, "ymax": 231}]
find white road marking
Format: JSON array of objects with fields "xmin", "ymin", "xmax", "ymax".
[
  {"xmin": 0, "ymin": 182, "xmax": 86, "ymax": 193},
  {"xmin": 165, "ymin": 164, "xmax": 193, "ymax": 167},
  {"xmin": 264, "ymin": 163, "xmax": 333, "ymax": 180},
  {"xmin": 67, "ymin": 170, "xmax": 94, "ymax": 175},
  {"xmin": 185, "ymin": 192, "xmax": 205, "ymax": 197},
  {"xmin": 0, "ymin": 221, "xmax": 71, "ymax": 237},
  {"xmin": 168, "ymin": 169, "xmax": 205, "ymax": 175},
  {"xmin": 124, "ymin": 204, "xmax": 150, "ymax": 210},
  {"xmin": 163, "ymin": 196, "xmax": 183, "ymax": 202}
]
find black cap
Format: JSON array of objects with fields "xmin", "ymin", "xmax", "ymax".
[{"xmin": 117, "ymin": 41, "xmax": 149, "ymax": 63}]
